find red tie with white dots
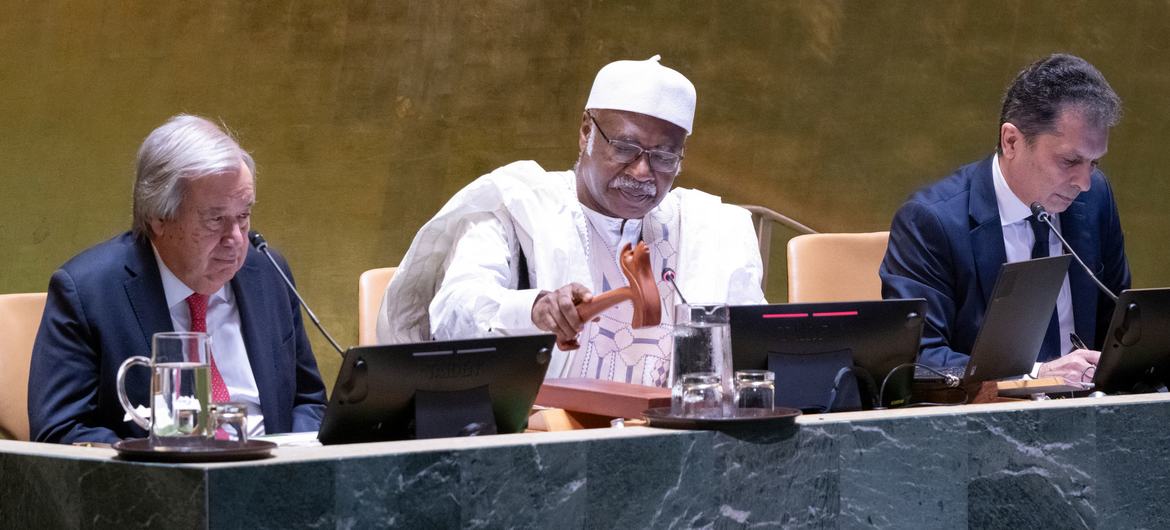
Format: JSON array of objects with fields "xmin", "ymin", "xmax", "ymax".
[{"xmin": 185, "ymin": 293, "xmax": 232, "ymax": 404}]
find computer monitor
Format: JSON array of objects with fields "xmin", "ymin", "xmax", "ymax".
[
  {"xmin": 729, "ymin": 299, "xmax": 926, "ymax": 410},
  {"xmin": 317, "ymin": 334, "xmax": 555, "ymax": 445},
  {"xmin": 1094, "ymin": 288, "xmax": 1170, "ymax": 393}
]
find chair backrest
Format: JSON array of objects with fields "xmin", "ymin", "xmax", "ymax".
[
  {"xmin": 739, "ymin": 204, "xmax": 817, "ymax": 288},
  {"xmin": 0, "ymin": 292, "xmax": 47, "ymax": 441},
  {"xmin": 786, "ymin": 232, "xmax": 890, "ymax": 303},
  {"xmin": 358, "ymin": 267, "xmax": 396, "ymax": 346}
]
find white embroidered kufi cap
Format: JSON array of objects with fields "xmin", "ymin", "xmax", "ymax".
[{"xmin": 584, "ymin": 55, "xmax": 696, "ymax": 135}]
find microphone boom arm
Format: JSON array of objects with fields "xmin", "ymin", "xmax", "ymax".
[
  {"xmin": 1031, "ymin": 202, "xmax": 1118, "ymax": 302},
  {"xmin": 250, "ymin": 231, "xmax": 346, "ymax": 356}
]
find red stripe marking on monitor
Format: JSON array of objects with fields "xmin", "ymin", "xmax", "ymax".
[
  {"xmin": 812, "ymin": 311, "xmax": 859, "ymax": 317},
  {"xmin": 761, "ymin": 313, "xmax": 809, "ymax": 319}
]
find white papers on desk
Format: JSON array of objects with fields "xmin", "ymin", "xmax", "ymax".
[{"xmin": 252, "ymin": 431, "xmax": 321, "ymax": 447}]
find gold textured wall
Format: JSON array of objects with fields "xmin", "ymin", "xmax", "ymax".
[{"xmin": 3, "ymin": 1, "xmax": 1169, "ymax": 388}]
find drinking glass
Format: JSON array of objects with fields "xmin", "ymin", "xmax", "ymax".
[
  {"xmin": 734, "ymin": 370, "xmax": 775, "ymax": 411},
  {"xmin": 117, "ymin": 332, "xmax": 213, "ymax": 446},
  {"xmin": 679, "ymin": 372, "xmax": 723, "ymax": 418},
  {"xmin": 210, "ymin": 402, "xmax": 250, "ymax": 444}
]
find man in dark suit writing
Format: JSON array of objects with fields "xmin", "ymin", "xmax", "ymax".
[
  {"xmin": 881, "ymin": 54, "xmax": 1130, "ymax": 382},
  {"xmin": 28, "ymin": 115, "xmax": 327, "ymax": 444}
]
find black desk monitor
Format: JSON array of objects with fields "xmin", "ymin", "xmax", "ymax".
[
  {"xmin": 730, "ymin": 299, "xmax": 927, "ymax": 409},
  {"xmin": 960, "ymin": 254, "xmax": 1072, "ymax": 384},
  {"xmin": 1094, "ymin": 288, "xmax": 1170, "ymax": 393},
  {"xmin": 318, "ymin": 334, "xmax": 555, "ymax": 445}
]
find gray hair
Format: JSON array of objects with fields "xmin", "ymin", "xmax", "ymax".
[{"xmin": 132, "ymin": 114, "xmax": 256, "ymax": 237}]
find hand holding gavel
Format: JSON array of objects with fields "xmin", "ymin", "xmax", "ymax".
[{"xmin": 530, "ymin": 242, "xmax": 662, "ymax": 350}]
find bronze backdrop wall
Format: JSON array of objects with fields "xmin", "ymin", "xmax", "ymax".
[{"xmin": 3, "ymin": 1, "xmax": 1168, "ymax": 388}]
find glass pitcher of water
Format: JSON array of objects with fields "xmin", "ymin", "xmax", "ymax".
[
  {"xmin": 670, "ymin": 304, "xmax": 733, "ymax": 416},
  {"xmin": 116, "ymin": 331, "xmax": 214, "ymax": 445}
]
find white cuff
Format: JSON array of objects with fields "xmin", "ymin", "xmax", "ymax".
[{"xmin": 490, "ymin": 288, "xmax": 543, "ymax": 334}]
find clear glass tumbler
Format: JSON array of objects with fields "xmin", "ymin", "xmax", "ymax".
[
  {"xmin": 679, "ymin": 372, "xmax": 723, "ymax": 418},
  {"xmin": 734, "ymin": 370, "xmax": 775, "ymax": 411},
  {"xmin": 210, "ymin": 402, "xmax": 249, "ymax": 444}
]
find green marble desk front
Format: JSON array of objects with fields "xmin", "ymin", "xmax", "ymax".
[{"xmin": 3, "ymin": 393, "xmax": 1169, "ymax": 528}]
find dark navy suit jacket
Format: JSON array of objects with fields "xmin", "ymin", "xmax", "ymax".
[
  {"xmin": 880, "ymin": 156, "xmax": 1131, "ymax": 368},
  {"xmin": 28, "ymin": 232, "xmax": 327, "ymax": 444}
]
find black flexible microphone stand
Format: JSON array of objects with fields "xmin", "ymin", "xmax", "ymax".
[{"xmin": 249, "ymin": 231, "xmax": 345, "ymax": 356}]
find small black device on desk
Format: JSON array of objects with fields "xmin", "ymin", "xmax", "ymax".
[
  {"xmin": 317, "ymin": 334, "xmax": 555, "ymax": 445},
  {"xmin": 1094, "ymin": 288, "xmax": 1170, "ymax": 394},
  {"xmin": 730, "ymin": 299, "xmax": 926, "ymax": 410}
]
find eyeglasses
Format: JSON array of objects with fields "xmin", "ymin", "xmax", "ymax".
[{"xmin": 588, "ymin": 112, "xmax": 684, "ymax": 173}]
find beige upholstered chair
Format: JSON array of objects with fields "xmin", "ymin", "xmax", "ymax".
[
  {"xmin": 358, "ymin": 267, "xmax": 397, "ymax": 346},
  {"xmin": 786, "ymin": 232, "xmax": 890, "ymax": 302},
  {"xmin": 0, "ymin": 292, "xmax": 48, "ymax": 441}
]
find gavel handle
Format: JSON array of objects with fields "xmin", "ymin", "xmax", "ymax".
[
  {"xmin": 556, "ymin": 287, "xmax": 634, "ymax": 350},
  {"xmin": 576, "ymin": 287, "xmax": 633, "ymax": 322}
]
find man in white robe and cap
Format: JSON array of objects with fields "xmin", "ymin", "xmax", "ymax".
[{"xmin": 377, "ymin": 55, "xmax": 765, "ymax": 387}]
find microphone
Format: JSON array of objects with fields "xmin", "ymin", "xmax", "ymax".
[
  {"xmin": 1029, "ymin": 202, "xmax": 1118, "ymax": 302},
  {"xmin": 249, "ymin": 231, "xmax": 345, "ymax": 356},
  {"xmin": 661, "ymin": 267, "xmax": 689, "ymax": 305}
]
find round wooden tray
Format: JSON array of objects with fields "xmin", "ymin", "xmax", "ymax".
[
  {"xmin": 113, "ymin": 438, "xmax": 276, "ymax": 463},
  {"xmin": 641, "ymin": 407, "xmax": 800, "ymax": 430}
]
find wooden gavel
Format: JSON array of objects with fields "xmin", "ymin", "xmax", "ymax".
[{"xmin": 558, "ymin": 241, "xmax": 662, "ymax": 350}]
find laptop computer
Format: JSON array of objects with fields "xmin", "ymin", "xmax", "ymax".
[
  {"xmin": 317, "ymin": 333, "xmax": 555, "ymax": 445},
  {"xmin": 917, "ymin": 254, "xmax": 1073, "ymax": 385},
  {"xmin": 1093, "ymin": 288, "xmax": 1170, "ymax": 393},
  {"xmin": 730, "ymin": 299, "xmax": 927, "ymax": 410}
]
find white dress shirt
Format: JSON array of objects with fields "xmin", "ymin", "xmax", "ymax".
[
  {"xmin": 581, "ymin": 205, "xmax": 643, "ymax": 269},
  {"xmin": 153, "ymin": 248, "xmax": 266, "ymax": 437},
  {"xmin": 992, "ymin": 154, "xmax": 1075, "ymax": 358}
]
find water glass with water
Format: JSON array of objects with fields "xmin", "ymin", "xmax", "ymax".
[
  {"xmin": 670, "ymin": 304, "xmax": 733, "ymax": 416},
  {"xmin": 117, "ymin": 331, "xmax": 214, "ymax": 446}
]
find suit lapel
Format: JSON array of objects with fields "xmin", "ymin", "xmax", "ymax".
[
  {"xmin": 1060, "ymin": 199, "xmax": 1099, "ymax": 344},
  {"xmin": 968, "ymin": 157, "xmax": 1007, "ymax": 306},
  {"xmin": 123, "ymin": 237, "xmax": 174, "ymax": 356},
  {"xmin": 232, "ymin": 251, "xmax": 282, "ymax": 429}
]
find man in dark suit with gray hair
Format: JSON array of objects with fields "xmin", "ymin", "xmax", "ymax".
[{"xmin": 29, "ymin": 115, "xmax": 327, "ymax": 444}]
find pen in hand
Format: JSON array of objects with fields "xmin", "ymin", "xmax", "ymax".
[{"xmin": 1069, "ymin": 333, "xmax": 1089, "ymax": 352}]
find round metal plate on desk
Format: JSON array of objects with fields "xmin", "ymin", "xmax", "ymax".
[
  {"xmin": 112, "ymin": 438, "xmax": 277, "ymax": 463},
  {"xmin": 641, "ymin": 407, "xmax": 801, "ymax": 430}
]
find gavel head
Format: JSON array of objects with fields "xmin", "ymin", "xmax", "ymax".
[
  {"xmin": 618, "ymin": 242, "xmax": 662, "ymax": 328},
  {"xmin": 560, "ymin": 241, "xmax": 664, "ymax": 351}
]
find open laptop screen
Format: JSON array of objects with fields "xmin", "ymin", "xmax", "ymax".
[{"xmin": 961, "ymin": 254, "xmax": 1072, "ymax": 384}]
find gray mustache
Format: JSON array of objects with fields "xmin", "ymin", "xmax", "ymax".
[{"xmin": 609, "ymin": 175, "xmax": 656, "ymax": 197}]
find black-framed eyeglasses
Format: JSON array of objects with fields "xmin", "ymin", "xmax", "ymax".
[{"xmin": 588, "ymin": 112, "xmax": 684, "ymax": 173}]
